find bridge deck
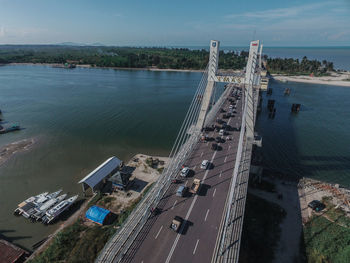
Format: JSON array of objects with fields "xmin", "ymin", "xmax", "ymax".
[{"xmin": 120, "ymin": 86, "xmax": 244, "ymax": 263}]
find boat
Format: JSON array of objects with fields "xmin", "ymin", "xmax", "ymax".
[
  {"xmin": 32, "ymin": 193, "xmax": 67, "ymax": 221},
  {"xmin": 42, "ymin": 195, "xmax": 78, "ymax": 224},
  {"xmin": 22, "ymin": 190, "xmax": 62, "ymax": 219},
  {"xmin": 14, "ymin": 192, "xmax": 48, "ymax": 215},
  {"xmin": 0, "ymin": 125, "xmax": 20, "ymax": 134}
]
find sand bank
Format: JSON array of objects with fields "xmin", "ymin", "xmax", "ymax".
[
  {"xmin": 0, "ymin": 138, "xmax": 35, "ymax": 166},
  {"xmin": 272, "ymin": 71, "xmax": 350, "ymax": 87}
]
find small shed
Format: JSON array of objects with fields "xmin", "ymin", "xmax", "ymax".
[
  {"xmin": 108, "ymin": 166, "xmax": 134, "ymax": 191},
  {"xmin": 78, "ymin": 156, "xmax": 122, "ymax": 193},
  {"xmin": 85, "ymin": 205, "xmax": 112, "ymax": 225}
]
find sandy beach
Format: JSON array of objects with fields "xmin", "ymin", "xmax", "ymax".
[{"xmin": 272, "ymin": 71, "xmax": 350, "ymax": 87}]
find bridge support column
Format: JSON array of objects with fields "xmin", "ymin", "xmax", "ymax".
[
  {"xmin": 196, "ymin": 40, "xmax": 220, "ymax": 131},
  {"xmin": 244, "ymin": 40, "xmax": 259, "ymax": 140}
]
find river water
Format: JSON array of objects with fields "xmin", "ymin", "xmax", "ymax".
[{"xmin": 0, "ymin": 65, "xmax": 349, "ymax": 250}]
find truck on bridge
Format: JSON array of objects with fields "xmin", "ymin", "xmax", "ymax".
[{"xmin": 189, "ymin": 179, "xmax": 201, "ymax": 194}]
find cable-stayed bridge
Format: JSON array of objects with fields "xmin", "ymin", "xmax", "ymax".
[{"xmin": 96, "ymin": 40, "xmax": 263, "ymax": 263}]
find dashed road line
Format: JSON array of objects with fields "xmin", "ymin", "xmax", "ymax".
[
  {"xmin": 204, "ymin": 209, "xmax": 210, "ymax": 221},
  {"xmin": 213, "ymin": 188, "xmax": 216, "ymax": 197},
  {"xmin": 155, "ymin": 225, "xmax": 163, "ymax": 239},
  {"xmin": 171, "ymin": 200, "xmax": 177, "ymax": 210},
  {"xmin": 193, "ymin": 239, "xmax": 200, "ymax": 255}
]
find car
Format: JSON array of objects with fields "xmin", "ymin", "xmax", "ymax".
[
  {"xmin": 201, "ymin": 160, "xmax": 209, "ymax": 169},
  {"xmin": 211, "ymin": 143, "xmax": 218, "ymax": 150},
  {"xmin": 180, "ymin": 167, "xmax": 190, "ymax": 177},
  {"xmin": 216, "ymin": 118, "xmax": 224, "ymax": 124},
  {"xmin": 215, "ymin": 136, "xmax": 222, "ymax": 143},
  {"xmin": 308, "ymin": 200, "xmax": 325, "ymax": 212},
  {"xmin": 219, "ymin": 129, "xmax": 225, "ymax": 136},
  {"xmin": 176, "ymin": 185, "xmax": 188, "ymax": 197}
]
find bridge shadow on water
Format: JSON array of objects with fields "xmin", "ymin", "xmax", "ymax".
[
  {"xmin": 239, "ymin": 80, "xmax": 308, "ymax": 263},
  {"xmin": 240, "ymin": 79, "xmax": 350, "ymax": 263}
]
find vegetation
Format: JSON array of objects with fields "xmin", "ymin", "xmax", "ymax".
[
  {"xmin": 266, "ymin": 56, "xmax": 334, "ymax": 76},
  {"xmin": 0, "ymin": 45, "xmax": 335, "ymax": 75},
  {"xmin": 303, "ymin": 196, "xmax": 350, "ymax": 262},
  {"xmin": 239, "ymin": 193, "xmax": 286, "ymax": 263},
  {"xmin": 304, "ymin": 215, "xmax": 350, "ymax": 262}
]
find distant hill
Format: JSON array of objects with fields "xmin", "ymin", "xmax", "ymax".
[{"xmin": 56, "ymin": 42, "xmax": 105, "ymax": 46}]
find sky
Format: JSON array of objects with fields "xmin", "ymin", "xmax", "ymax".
[{"xmin": 0, "ymin": 0, "xmax": 349, "ymax": 46}]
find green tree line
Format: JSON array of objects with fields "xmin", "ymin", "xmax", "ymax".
[{"xmin": 0, "ymin": 45, "xmax": 334, "ymax": 74}]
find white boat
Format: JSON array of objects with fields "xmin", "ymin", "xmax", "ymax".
[
  {"xmin": 43, "ymin": 195, "xmax": 78, "ymax": 224},
  {"xmin": 23, "ymin": 190, "xmax": 62, "ymax": 219},
  {"xmin": 32, "ymin": 193, "xmax": 67, "ymax": 221},
  {"xmin": 14, "ymin": 192, "xmax": 48, "ymax": 215}
]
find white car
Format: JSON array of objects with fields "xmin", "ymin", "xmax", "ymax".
[
  {"xmin": 181, "ymin": 167, "xmax": 190, "ymax": 177},
  {"xmin": 219, "ymin": 129, "xmax": 224, "ymax": 136},
  {"xmin": 201, "ymin": 160, "xmax": 209, "ymax": 169}
]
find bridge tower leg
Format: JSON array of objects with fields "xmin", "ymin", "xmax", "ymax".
[
  {"xmin": 196, "ymin": 40, "xmax": 220, "ymax": 131},
  {"xmin": 244, "ymin": 40, "xmax": 259, "ymax": 140}
]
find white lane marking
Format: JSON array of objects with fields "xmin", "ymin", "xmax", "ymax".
[
  {"xmin": 224, "ymin": 156, "xmax": 227, "ymax": 163},
  {"xmin": 229, "ymin": 145, "xmax": 231, "ymax": 150},
  {"xmin": 200, "ymin": 152, "xmax": 203, "ymax": 157},
  {"xmin": 165, "ymin": 150, "xmax": 218, "ymax": 263},
  {"xmin": 184, "ymin": 181, "xmax": 188, "ymax": 187},
  {"xmin": 193, "ymin": 165, "xmax": 196, "ymax": 170},
  {"xmin": 204, "ymin": 209, "xmax": 210, "ymax": 221},
  {"xmin": 219, "ymin": 171, "xmax": 222, "ymax": 178},
  {"xmin": 171, "ymin": 200, "xmax": 177, "ymax": 210},
  {"xmin": 193, "ymin": 239, "xmax": 200, "ymax": 255},
  {"xmin": 155, "ymin": 225, "xmax": 163, "ymax": 239},
  {"xmin": 213, "ymin": 188, "xmax": 216, "ymax": 197}
]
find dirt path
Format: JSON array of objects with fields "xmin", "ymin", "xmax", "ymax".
[{"xmin": 248, "ymin": 180, "xmax": 303, "ymax": 263}]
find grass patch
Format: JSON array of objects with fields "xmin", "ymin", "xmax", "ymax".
[
  {"xmin": 304, "ymin": 215, "xmax": 350, "ymax": 262},
  {"xmin": 157, "ymin": 167, "xmax": 164, "ymax": 174},
  {"xmin": 239, "ymin": 193, "xmax": 286, "ymax": 263}
]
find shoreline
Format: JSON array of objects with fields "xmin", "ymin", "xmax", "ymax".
[
  {"xmin": 27, "ymin": 153, "xmax": 169, "ymax": 261},
  {"xmin": 5, "ymin": 62, "xmax": 204, "ymax": 73},
  {"xmin": 272, "ymin": 71, "xmax": 350, "ymax": 87},
  {"xmin": 3, "ymin": 62, "xmax": 350, "ymax": 86}
]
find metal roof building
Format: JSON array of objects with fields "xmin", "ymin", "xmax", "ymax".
[{"xmin": 78, "ymin": 156, "xmax": 122, "ymax": 193}]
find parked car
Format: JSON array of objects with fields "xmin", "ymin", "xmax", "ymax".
[
  {"xmin": 211, "ymin": 143, "xmax": 218, "ymax": 150},
  {"xmin": 308, "ymin": 200, "xmax": 325, "ymax": 212}
]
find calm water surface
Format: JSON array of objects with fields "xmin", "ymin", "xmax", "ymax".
[{"xmin": 0, "ymin": 65, "xmax": 349, "ymax": 250}]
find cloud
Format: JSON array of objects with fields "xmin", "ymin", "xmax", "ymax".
[{"xmin": 225, "ymin": 2, "xmax": 332, "ymax": 20}]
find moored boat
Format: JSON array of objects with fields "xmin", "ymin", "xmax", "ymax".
[{"xmin": 42, "ymin": 195, "xmax": 78, "ymax": 224}]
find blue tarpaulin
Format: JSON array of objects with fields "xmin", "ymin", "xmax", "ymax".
[{"xmin": 85, "ymin": 205, "xmax": 111, "ymax": 225}]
